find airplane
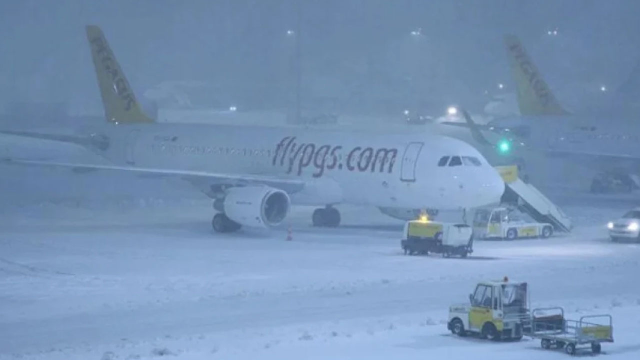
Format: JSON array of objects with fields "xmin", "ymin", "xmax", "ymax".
[
  {"xmin": 0, "ymin": 25, "xmax": 505, "ymax": 233},
  {"xmin": 442, "ymin": 34, "xmax": 640, "ymax": 194}
]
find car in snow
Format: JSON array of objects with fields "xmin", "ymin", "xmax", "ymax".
[{"xmin": 607, "ymin": 208, "xmax": 640, "ymax": 242}]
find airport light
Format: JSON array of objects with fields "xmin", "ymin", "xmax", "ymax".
[
  {"xmin": 497, "ymin": 139, "xmax": 511, "ymax": 154},
  {"xmin": 447, "ymin": 106, "xmax": 458, "ymax": 116}
]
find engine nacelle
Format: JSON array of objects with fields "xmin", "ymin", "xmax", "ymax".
[{"xmin": 223, "ymin": 186, "xmax": 290, "ymax": 228}]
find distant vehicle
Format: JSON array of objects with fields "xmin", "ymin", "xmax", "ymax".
[
  {"xmin": 607, "ymin": 208, "xmax": 640, "ymax": 242},
  {"xmin": 591, "ymin": 172, "xmax": 638, "ymax": 194},
  {"xmin": 0, "ymin": 26, "xmax": 505, "ymax": 234},
  {"xmin": 472, "ymin": 207, "xmax": 554, "ymax": 240},
  {"xmin": 403, "ymin": 110, "xmax": 433, "ymax": 125}
]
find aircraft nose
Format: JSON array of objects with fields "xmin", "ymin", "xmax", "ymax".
[{"xmin": 480, "ymin": 169, "xmax": 505, "ymax": 206}]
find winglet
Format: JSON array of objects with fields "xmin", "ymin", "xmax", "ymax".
[
  {"xmin": 86, "ymin": 25, "xmax": 154, "ymax": 124},
  {"xmin": 504, "ymin": 34, "xmax": 570, "ymax": 116},
  {"xmin": 460, "ymin": 109, "xmax": 495, "ymax": 147}
]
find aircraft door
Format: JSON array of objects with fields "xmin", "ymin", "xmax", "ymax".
[
  {"xmin": 400, "ymin": 142, "xmax": 424, "ymax": 182},
  {"xmin": 126, "ymin": 130, "xmax": 140, "ymax": 165}
]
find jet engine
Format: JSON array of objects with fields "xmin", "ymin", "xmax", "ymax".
[{"xmin": 222, "ymin": 186, "xmax": 290, "ymax": 228}]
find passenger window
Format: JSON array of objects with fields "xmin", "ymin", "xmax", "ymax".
[
  {"xmin": 437, "ymin": 156, "xmax": 450, "ymax": 167},
  {"xmin": 462, "ymin": 156, "xmax": 482, "ymax": 166},
  {"xmin": 448, "ymin": 156, "xmax": 462, "ymax": 167}
]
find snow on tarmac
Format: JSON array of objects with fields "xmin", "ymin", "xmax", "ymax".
[{"xmin": 1, "ymin": 168, "xmax": 640, "ymax": 359}]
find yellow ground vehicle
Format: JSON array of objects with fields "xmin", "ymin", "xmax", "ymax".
[
  {"xmin": 448, "ymin": 278, "xmax": 530, "ymax": 340},
  {"xmin": 448, "ymin": 279, "xmax": 614, "ymax": 354},
  {"xmin": 400, "ymin": 218, "xmax": 473, "ymax": 258},
  {"xmin": 473, "ymin": 207, "xmax": 554, "ymax": 240}
]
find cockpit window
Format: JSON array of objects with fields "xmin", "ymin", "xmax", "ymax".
[
  {"xmin": 438, "ymin": 156, "xmax": 450, "ymax": 167},
  {"xmin": 462, "ymin": 156, "xmax": 482, "ymax": 166},
  {"xmin": 448, "ymin": 156, "xmax": 462, "ymax": 166}
]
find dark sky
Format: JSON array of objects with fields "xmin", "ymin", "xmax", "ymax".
[{"xmin": 1, "ymin": 0, "xmax": 639, "ymax": 114}]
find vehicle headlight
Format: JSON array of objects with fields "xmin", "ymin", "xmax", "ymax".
[
  {"xmin": 607, "ymin": 222, "xmax": 614, "ymax": 229},
  {"xmin": 628, "ymin": 222, "xmax": 639, "ymax": 231}
]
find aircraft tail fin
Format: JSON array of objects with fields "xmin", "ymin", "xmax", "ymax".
[
  {"xmin": 504, "ymin": 34, "xmax": 570, "ymax": 116},
  {"xmin": 85, "ymin": 25, "xmax": 154, "ymax": 124}
]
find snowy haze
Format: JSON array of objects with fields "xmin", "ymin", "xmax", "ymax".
[
  {"xmin": 2, "ymin": 0, "xmax": 640, "ymax": 115},
  {"xmin": 3, "ymin": 1, "xmax": 640, "ymax": 360}
]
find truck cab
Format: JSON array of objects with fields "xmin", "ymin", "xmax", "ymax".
[
  {"xmin": 473, "ymin": 207, "xmax": 553, "ymax": 240},
  {"xmin": 448, "ymin": 278, "xmax": 530, "ymax": 340}
]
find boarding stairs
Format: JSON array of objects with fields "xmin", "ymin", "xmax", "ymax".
[{"xmin": 495, "ymin": 166, "xmax": 572, "ymax": 233}]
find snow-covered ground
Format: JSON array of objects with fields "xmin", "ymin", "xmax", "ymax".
[{"xmin": 2, "ymin": 145, "xmax": 640, "ymax": 359}]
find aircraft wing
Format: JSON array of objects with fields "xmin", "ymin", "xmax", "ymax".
[
  {"xmin": 0, "ymin": 130, "xmax": 88, "ymax": 146},
  {"xmin": 1, "ymin": 158, "xmax": 306, "ymax": 194},
  {"xmin": 545, "ymin": 148, "xmax": 640, "ymax": 161}
]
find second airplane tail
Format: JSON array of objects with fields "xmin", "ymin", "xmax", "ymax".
[
  {"xmin": 86, "ymin": 25, "xmax": 154, "ymax": 124},
  {"xmin": 504, "ymin": 34, "xmax": 570, "ymax": 117}
]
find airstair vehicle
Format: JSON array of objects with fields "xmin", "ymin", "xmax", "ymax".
[{"xmin": 494, "ymin": 166, "xmax": 572, "ymax": 233}]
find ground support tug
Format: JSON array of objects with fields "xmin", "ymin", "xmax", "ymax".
[{"xmin": 447, "ymin": 278, "xmax": 613, "ymax": 355}]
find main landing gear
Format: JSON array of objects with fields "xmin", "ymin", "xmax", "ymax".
[
  {"xmin": 312, "ymin": 206, "xmax": 341, "ymax": 227},
  {"xmin": 211, "ymin": 213, "xmax": 241, "ymax": 233}
]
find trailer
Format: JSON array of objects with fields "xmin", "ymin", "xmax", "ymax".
[{"xmin": 530, "ymin": 307, "xmax": 613, "ymax": 355}]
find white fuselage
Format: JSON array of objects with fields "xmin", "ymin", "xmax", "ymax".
[
  {"xmin": 489, "ymin": 115, "xmax": 640, "ymax": 171},
  {"xmin": 99, "ymin": 123, "xmax": 505, "ymax": 211}
]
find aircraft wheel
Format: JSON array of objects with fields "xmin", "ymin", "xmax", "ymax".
[
  {"xmin": 312, "ymin": 208, "xmax": 326, "ymax": 227},
  {"xmin": 326, "ymin": 207, "xmax": 341, "ymax": 227},
  {"xmin": 312, "ymin": 207, "xmax": 341, "ymax": 227}
]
